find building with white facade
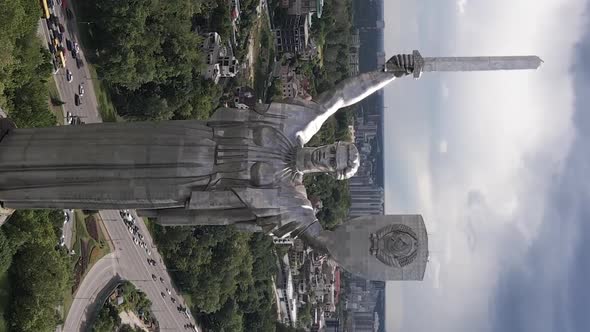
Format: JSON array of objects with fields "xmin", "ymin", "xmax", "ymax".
[{"xmin": 200, "ymin": 32, "xmax": 239, "ymax": 84}]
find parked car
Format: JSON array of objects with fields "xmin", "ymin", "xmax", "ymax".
[
  {"xmin": 74, "ymin": 42, "xmax": 80, "ymax": 54},
  {"xmin": 152, "ymin": 274, "xmax": 157, "ymax": 281},
  {"xmin": 76, "ymin": 57, "xmax": 84, "ymax": 69},
  {"xmin": 66, "ymin": 69, "xmax": 73, "ymax": 82},
  {"xmin": 161, "ymin": 292, "xmax": 166, "ymax": 298},
  {"xmin": 74, "ymin": 94, "xmax": 83, "ymax": 106},
  {"xmin": 166, "ymin": 288, "xmax": 171, "ymax": 295}
]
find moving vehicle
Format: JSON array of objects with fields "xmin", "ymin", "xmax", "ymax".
[
  {"xmin": 58, "ymin": 50, "xmax": 66, "ymax": 68},
  {"xmin": 74, "ymin": 94, "xmax": 82, "ymax": 106},
  {"xmin": 66, "ymin": 69, "xmax": 73, "ymax": 82},
  {"xmin": 41, "ymin": 0, "xmax": 51, "ymax": 19}
]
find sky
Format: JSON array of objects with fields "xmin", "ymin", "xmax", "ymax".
[{"xmin": 381, "ymin": 0, "xmax": 590, "ymax": 331}]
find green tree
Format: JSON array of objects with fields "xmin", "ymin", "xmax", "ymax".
[
  {"xmin": 7, "ymin": 242, "xmax": 71, "ymax": 332},
  {"xmin": 92, "ymin": 303, "xmax": 120, "ymax": 332},
  {"xmin": 0, "ymin": 229, "xmax": 13, "ymax": 274}
]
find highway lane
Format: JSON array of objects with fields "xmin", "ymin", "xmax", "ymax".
[
  {"xmin": 64, "ymin": 211, "xmax": 197, "ymax": 331},
  {"xmin": 100, "ymin": 210, "xmax": 197, "ymax": 331},
  {"xmin": 63, "ymin": 209, "xmax": 74, "ymax": 249},
  {"xmin": 41, "ymin": 3, "xmax": 102, "ymax": 125}
]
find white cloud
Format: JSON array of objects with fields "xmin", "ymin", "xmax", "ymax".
[
  {"xmin": 382, "ymin": 0, "xmax": 587, "ymax": 331},
  {"xmin": 441, "ymin": 82, "xmax": 450, "ymax": 99},
  {"xmin": 439, "ymin": 140, "xmax": 448, "ymax": 154},
  {"xmin": 457, "ymin": 0, "xmax": 468, "ymax": 14}
]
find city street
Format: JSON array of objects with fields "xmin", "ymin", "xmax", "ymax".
[
  {"xmin": 40, "ymin": 2, "xmax": 102, "ymax": 124},
  {"xmin": 41, "ymin": 3, "xmax": 199, "ymax": 331}
]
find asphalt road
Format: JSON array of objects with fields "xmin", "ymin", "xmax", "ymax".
[
  {"xmin": 63, "ymin": 252, "xmax": 119, "ymax": 331},
  {"xmin": 42, "ymin": 4, "xmax": 199, "ymax": 331},
  {"xmin": 99, "ymin": 210, "xmax": 196, "ymax": 331},
  {"xmin": 63, "ymin": 209, "xmax": 74, "ymax": 249},
  {"xmin": 41, "ymin": 2, "xmax": 102, "ymax": 125},
  {"xmin": 63, "ymin": 211, "xmax": 197, "ymax": 331}
]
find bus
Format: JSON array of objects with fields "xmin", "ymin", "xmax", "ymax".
[
  {"xmin": 58, "ymin": 50, "xmax": 66, "ymax": 68},
  {"xmin": 40, "ymin": 0, "xmax": 51, "ymax": 19}
]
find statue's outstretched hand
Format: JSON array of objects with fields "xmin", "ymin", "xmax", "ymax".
[{"xmin": 385, "ymin": 54, "xmax": 415, "ymax": 77}]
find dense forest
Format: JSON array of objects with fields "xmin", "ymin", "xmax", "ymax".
[
  {"xmin": 76, "ymin": 0, "xmax": 225, "ymax": 121},
  {"xmin": 0, "ymin": 0, "xmax": 57, "ymax": 127},
  {"xmin": 0, "ymin": 210, "xmax": 72, "ymax": 332},
  {"xmin": 152, "ymin": 226, "xmax": 277, "ymax": 331}
]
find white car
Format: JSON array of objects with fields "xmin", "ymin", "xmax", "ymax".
[
  {"xmin": 66, "ymin": 69, "xmax": 73, "ymax": 82},
  {"xmin": 146, "ymin": 249, "xmax": 151, "ymax": 256},
  {"xmin": 63, "ymin": 211, "xmax": 70, "ymax": 224},
  {"xmin": 78, "ymin": 83, "xmax": 84, "ymax": 96},
  {"xmin": 128, "ymin": 226, "xmax": 133, "ymax": 234},
  {"xmin": 74, "ymin": 42, "xmax": 80, "ymax": 54},
  {"xmin": 66, "ymin": 111, "xmax": 73, "ymax": 124},
  {"xmin": 166, "ymin": 288, "xmax": 171, "ymax": 295},
  {"xmin": 138, "ymin": 234, "xmax": 144, "ymax": 241},
  {"xmin": 133, "ymin": 237, "xmax": 139, "ymax": 245}
]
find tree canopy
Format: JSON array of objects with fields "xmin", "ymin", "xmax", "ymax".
[
  {"xmin": 80, "ymin": 0, "xmax": 223, "ymax": 121},
  {"xmin": 0, "ymin": 0, "xmax": 56, "ymax": 128},
  {"xmin": 152, "ymin": 226, "xmax": 278, "ymax": 331},
  {"xmin": 1, "ymin": 210, "xmax": 72, "ymax": 332}
]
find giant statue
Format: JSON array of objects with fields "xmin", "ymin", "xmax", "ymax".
[{"xmin": 0, "ymin": 51, "xmax": 541, "ymax": 280}]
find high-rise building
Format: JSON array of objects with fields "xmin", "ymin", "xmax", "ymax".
[
  {"xmin": 274, "ymin": 15, "xmax": 310, "ymax": 55},
  {"xmin": 348, "ymin": 185, "xmax": 384, "ymax": 217},
  {"xmin": 351, "ymin": 311, "xmax": 376, "ymax": 332}
]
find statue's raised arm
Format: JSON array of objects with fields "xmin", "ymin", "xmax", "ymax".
[{"xmin": 296, "ymin": 54, "xmax": 415, "ymax": 145}]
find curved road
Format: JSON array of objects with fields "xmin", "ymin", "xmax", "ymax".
[
  {"xmin": 63, "ymin": 253, "xmax": 119, "ymax": 331},
  {"xmin": 64, "ymin": 211, "xmax": 196, "ymax": 331}
]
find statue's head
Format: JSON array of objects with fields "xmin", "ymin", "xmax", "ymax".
[{"xmin": 296, "ymin": 142, "xmax": 360, "ymax": 180}]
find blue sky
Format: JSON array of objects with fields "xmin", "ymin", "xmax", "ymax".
[{"xmin": 381, "ymin": 0, "xmax": 589, "ymax": 331}]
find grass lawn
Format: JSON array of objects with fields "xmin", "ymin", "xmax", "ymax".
[
  {"xmin": 63, "ymin": 211, "xmax": 111, "ymax": 319},
  {"xmin": 0, "ymin": 271, "xmax": 9, "ymax": 332},
  {"xmin": 253, "ymin": 12, "xmax": 276, "ymax": 101},
  {"xmin": 87, "ymin": 64, "xmax": 118, "ymax": 123},
  {"xmin": 47, "ymin": 78, "xmax": 65, "ymax": 125}
]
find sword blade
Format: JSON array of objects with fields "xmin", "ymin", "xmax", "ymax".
[{"xmin": 421, "ymin": 56, "xmax": 543, "ymax": 72}]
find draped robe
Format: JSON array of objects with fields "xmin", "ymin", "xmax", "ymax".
[{"xmin": 0, "ymin": 100, "xmax": 326, "ymax": 237}]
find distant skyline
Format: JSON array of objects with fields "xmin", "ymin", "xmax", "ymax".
[{"xmin": 382, "ymin": 0, "xmax": 590, "ymax": 331}]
